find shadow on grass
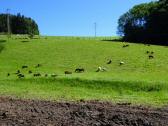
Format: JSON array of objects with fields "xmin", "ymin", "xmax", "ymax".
[
  {"xmin": 0, "ymin": 39, "xmax": 6, "ymax": 53},
  {"xmin": 101, "ymin": 39, "xmax": 123, "ymax": 42},
  {"xmin": 21, "ymin": 40, "xmax": 30, "ymax": 43},
  {"xmin": 0, "ymin": 39, "xmax": 7, "ymax": 43},
  {"xmin": 11, "ymin": 77, "xmax": 166, "ymax": 92},
  {"xmin": 0, "ymin": 44, "xmax": 5, "ymax": 53}
]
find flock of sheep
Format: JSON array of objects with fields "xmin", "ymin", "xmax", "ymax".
[
  {"xmin": 7, "ymin": 64, "xmax": 44, "ymax": 78},
  {"xmin": 6, "ymin": 43, "xmax": 155, "ymax": 79},
  {"xmin": 6, "ymin": 60, "xmax": 124, "ymax": 79}
]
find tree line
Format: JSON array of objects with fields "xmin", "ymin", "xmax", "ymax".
[
  {"xmin": 0, "ymin": 13, "xmax": 39, "ymax": 35},
  {"xmin": 118, "ymin": 0, "xmax": 168, "ymax": 45}
]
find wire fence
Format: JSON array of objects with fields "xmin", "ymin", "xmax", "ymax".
[{"xmin": 0, "ymin": 34, "xmax": 122, "ymax": 41}]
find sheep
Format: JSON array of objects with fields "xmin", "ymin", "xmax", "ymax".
[
  {"xmin": 45, "ymin": 74, "xmax": 48, "ymax": 77},
  {"xmin": 51, "ymin": 74, "xmax": 57, "ymax": 77},
  {"xmin": 123, "ymin": 44, "xmax": 129, "ymax": 48},
  {"xmin": 151, "ymin": 51, "xmax": 154, "ymax": 54},
  {"xmin": 101, "ymin": 67, "xmax": 107, "ymax": 72},
  {"xmin": 146, "ymin": 51, "xmax": 154, "ymax": 54},
  {"xmin": 107, "ymin": 59, "xmax": 112, "ymax": 64},
  {"xmin": 22, "ymin": 65, "xmax": 28, "ymax": 69},
  {"xmin": 28, "ymin": 70, "xmax": 32, "ymax": 74},
  {"xmin": 35, "ymin": 64, "xmax": 42, "ymax": 68},
  {"xmin": 18, "ymin": 74, "xmax": 24, "ymax": 78},
  {"xmin": 149, "ymin": 55, "xmax": 154, "ymax": 59},
  {"xmin": 120, "ymin": 61, "xmax": 125, "ymax": 65},
  {"xmin": 7, "ymin": 73, "xmax": 10, "ymax": 77},
  {"xmin": 65, "ymin": 71, "xmax": 72, "ymax": 74},
  {"xmin": 146, "ymin": 51, "xmax": 150, "ymax": 54},
  {"xmin": 96, "ymin": 67, "xmax": 101, "ymax": 72},
  {"xmin": 33, "ymin": 73, "xmax": 41, "ymax": 77},
  {"xmin": 96, "ymin": 67, "xmax": 107, "ymax": 72},
  {"xmin": 75, "ymin": 68, "xmax": 85, "ymax": 73},
  {"xmin": 14, "ymin": 70, "xmax": 20, "ymax": 74}
]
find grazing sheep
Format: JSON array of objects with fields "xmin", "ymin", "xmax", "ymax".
[
  {"xmin": 14, "ymin": 70, "xmax": 20, "ymax": 74},
  {"xmin": 146, "ymin": 51, "xmax": 150, "ymax": 54},
  {"xmin": 75, "ymin": 68, "xmax": 85, "ymax": 73},
  {"xmin": 123, "ymin": 44, "xmax": 129, "ymax": 48},
  {"xmin": 65, "ymin": 71, "xmax": 72, "ymax": 74},
  {"xmin": 146, "ymin": 51, "xmax": 154, "ymax": 54},
  {"xmin": 28, "ymin": 70, "xmax": 32, "ymax": 74},
  {"xmin": 22, "ymin": 65, "xmax": 28, "ymax": 69},
  {"xmin": 96, "ymin": 66, "xmax": 107, "ymax": 72},
  {"xmin": 101, "ymin": 67, "xmax": 107, "ymax": 72},
  {"xmin": 18, "ymin": 74, "xmax": 24, "ymax": 78},
  {"xmin": 51, "ymin": 74, "xmax": 57, "ymax": 77},
  {"xmin": 120, "ymin": 61, "xmax": 125, "ymax": 65},
  {"xmin": 64, "ymin": 71, "xmax": 72, "ymax": 74},
  {"xmin": 96, "ymin": 67, "xmax": 101, "ymax": 72},
  {"xmin": 107, "ymin": 59, "xmax": 112, "ymax": 64},
  {"xmin": 33, "ymin": 73, "xmax": 41, "ymax": 77},
  {"xmin": 149, "ymin": 55, "xmax": 154, "ymax": 59},
  {"xmin": 7, "ymin": 73, "xmax": 10, "ymax": 77},
  {"xmin": 35, "ymin": 64, "xmax": 42, "ymax": 68}
]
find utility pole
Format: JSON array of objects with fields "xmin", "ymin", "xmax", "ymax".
[
  {"xmin": 94, "ymin": 22, "xmax": 97, "ymax": 38},
  {"xmin": 6, "ymin": 9, "xmax": 11, "ymax": 37}
]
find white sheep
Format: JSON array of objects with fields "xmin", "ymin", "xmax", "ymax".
[
  {"xmin": 120, "ymin": 61, "xmax": 125, "ymax": 65},
  {"xmin": 96, "ymin": 66, "xmax": 107, "ymax": 72}
]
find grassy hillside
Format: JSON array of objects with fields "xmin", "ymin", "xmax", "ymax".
[{"xmin": 0, "ymin": 35, "xmax": 168, "ymax": 105}]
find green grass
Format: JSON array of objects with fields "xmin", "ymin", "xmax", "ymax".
[{"xmin": 0, "ymin": 35, "xmax": 168, "ymax": 106}]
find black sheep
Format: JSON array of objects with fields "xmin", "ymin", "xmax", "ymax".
[
  {"xmin": 28, "ymin": 70, "xmax": 32, "ymax": 74},
  {"xmin": 22, "ymin": 65, "xmax": 28, "ymax": 69},
  {"xmin": 18, "ymin": 74, "xmax": 24, "ymax": 78},
  {"xmin": 7, "ymin": 73, "xmax": 10, "ymax": 77},
  {"xmin": 123, "ymin": 44, "xmax": 129, "ymax": 48},
  {"xmin": 33, "ymin": 73, "xmax": 41, "ymax": 77},
  {"xmin": 107, "ymin": 59, "xmax": 112, "ymax": 64},
  {"xmin": 75, "ymin": 68, "xmax": 85, "ymax": 73},
  {"xmin": 146, "ymin": 51, "xmax": 150, "ymax": 54},
  {"xmin": 35, "ymin": 64, "xmax": 42, "ymax": 68},
  {"xmin": 149, "ymin": 55, "xmax": 154, "ymax": 59},
  {"xmin": 65, "ymin": 71, "xmax": 72, "ymax": 74},
  {"xmin": 51, "ymin": 74, "xmax": 58, "ymax": 77}
]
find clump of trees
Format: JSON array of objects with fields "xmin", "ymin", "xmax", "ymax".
[
  {"xmin": 0, "ymin": 13, "xmax": 39, "ymax": 35},
  {"xmin": 118, "ymin": 0, "xmax": 168, "ymax": 45}
]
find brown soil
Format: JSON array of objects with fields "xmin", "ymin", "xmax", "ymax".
[{"xmin": 0, "ymin": 97, "xmax": 168, "ymax": 126}]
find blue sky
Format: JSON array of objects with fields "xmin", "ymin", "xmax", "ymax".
[{"xmin": 0, "ymin": 0, "xmax": 153, "ymax": 36}]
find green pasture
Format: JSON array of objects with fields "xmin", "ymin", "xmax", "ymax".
[{"xmin": 0, "ymin": 35, "xmax": 168, "ymax": 106}]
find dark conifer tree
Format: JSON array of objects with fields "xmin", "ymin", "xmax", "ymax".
[{"xmin": 0, "ymin": 13, "xmax": 39, "ymax": 35}]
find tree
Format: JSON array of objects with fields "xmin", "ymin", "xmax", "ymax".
[
  {"xmin": 145, "ymin": 0, "xmax": 168, "ymax": 44},
  {"xmin": 0, "ymin": 13, "xmax": 39, "ymax": 35},
  {"xmin": 0, "ymin": 14, "xmax": 7, "ymax": 33},
  {"xmin": 117, "ymin": 1, "xmax": 168, "ymax": 45}
]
